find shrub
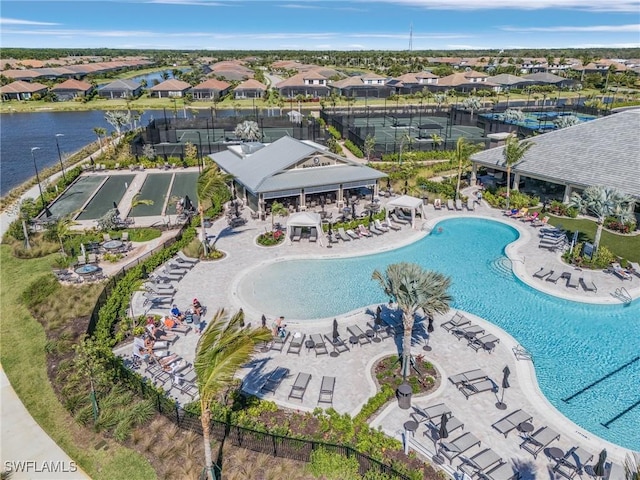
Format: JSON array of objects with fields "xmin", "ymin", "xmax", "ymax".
[
  {"xmin": 257, "ymin": 230, "xmax": 285, "ymax": 246},
  {"xmin": 21, "ymin": 274, "xmax": 60, "ymax": 308},
  {"xmin": 344, "ymin": 139, "xmax": 364, "ymax": 158},
  {"xmin": 327, "ymin": 125, "xmax": 342, "ymax": 140},
  {"xmin": 307, "ymin": 448, "xmax": 360, "ymax": 480},
  {"xmin": 604, "ymin": 217, "xmax": 636, "ymax": 234}
]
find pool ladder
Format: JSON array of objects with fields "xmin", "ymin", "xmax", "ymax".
[{"xmin": 613, "ymin": 287, "xmax": 632, "ymax": 305}]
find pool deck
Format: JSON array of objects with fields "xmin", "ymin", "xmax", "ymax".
[{"xmin": 123, "ymin": 190, "xmax": 638, "ymax": 477}]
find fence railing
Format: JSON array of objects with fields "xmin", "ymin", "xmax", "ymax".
[{"xmin": 88, "ymin": 223, "xmax": 413, "ymax": 480}]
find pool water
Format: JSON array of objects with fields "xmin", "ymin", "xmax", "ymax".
[{"xmin": 239, "ymin": 218, "xmax": 640, "ymax": 450}]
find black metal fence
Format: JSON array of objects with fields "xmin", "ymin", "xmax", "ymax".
[{"xmin": 87, "ymin": 224, "xmax": 413, "ymax": 479}]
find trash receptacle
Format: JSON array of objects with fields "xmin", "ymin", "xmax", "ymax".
[{"xmin": 397, "ymin": 383, "xmax": 412, "ymax": 410}]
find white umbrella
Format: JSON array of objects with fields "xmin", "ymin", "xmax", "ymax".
[{"xmin": 80, "ymin": 243, "xmax": 86, "ymax": 259}]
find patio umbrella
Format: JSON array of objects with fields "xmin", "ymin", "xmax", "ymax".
[
  {"xmin": 352, "ymin": 203, "xmax": 357, "ymax": 220},
  {"xmin": 113, "ymin": 201, "xmax": 120, "ymax": 217},
  {"xmin": 438, "ymin": 413, "xmax": 449, "ymax": 441},
  {"xmin": 261, "ymin": 314, "xmax": 267, "ymax": 329},
  {"xmin": 424, "ymin": 315, "xmax": 434, "ymax": 351},
  {"xmin": 375, "ymin": 306, "xmax": 382, "ymax": 326},
  {"xmin": 496, "ymin": 366, "xmax": 511, "ymax": 410},
  {"xmin": 593, "ymin": 449, "xmax": 607, "ymax": 477},
  {"xmin": 234, "ymin": 201, "xmax": 240, "ymax": 218},
  {"xmin": 332, "ymin": 318, "xmax": 339, "ymax": 341},
  {"xmin": 184, "ymin": 195, "xmax": 194, "ymax": 212},
  {"xmin": 427, "ymin": 316, "xmax": 434, "ymax": 333},
  {"xmin": 80, "ymin": 243, "xmax": 86, "ymax": 259}
]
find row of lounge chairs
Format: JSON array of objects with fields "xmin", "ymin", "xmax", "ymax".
[
  {"xmin": 441, "ymin": 312, "xmax": 500, "ymax": 353},
  {"xmin": 143, "ymin": 251, "xmax": 200, "ymax": 306},
  {"xmin": 331, "ymin": 219, "xmax": 401, "ymax": 243},
  {"xmin": 257, "ymin": 368, "xmax": 335, "ymax": 405},
  {"xmin": 448, "ymin": 368, "xmax": 499, "ymax": 400},
  {"xmin": 533, "ymin": 266, "xmax": 597, "ymax": 292},
  {"xmin": 290, "ymin": 226, "xmax": 318, "ymax": 242}
]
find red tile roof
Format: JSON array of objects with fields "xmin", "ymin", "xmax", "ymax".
[
  {"xmin": 0, "ymin": 80, "xmax": 48, "ymax": 93},
  {"xmin": 51, "ymin": 79, "xmax": 93, "ymax": 91}
]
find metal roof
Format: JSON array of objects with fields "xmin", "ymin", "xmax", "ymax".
[
  {"xmin": 470, "ymin": 109, "xmax": 640, "ymax": 198},
  {"xmin": 210, "ymin": 136, "xmax": 387, "ymax": 194}
]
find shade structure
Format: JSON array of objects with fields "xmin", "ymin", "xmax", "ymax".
[
  {"xmin": 438, "ymin": 413, "xmax": 449, "ymax": 440},
  {"xmin": 385, "ymin": 194, "xmax": 425, "ymax": 229},
  {"xmin": 286, "ymin": 211, "xmax": 324, "ymax": 246},
  {"xmin": 593, "ymin": 449, "xmax": 607, "ymax": 477},
  {"xmin": 332, "ymin": 318, "xmax": 339, "ymax": 341}
]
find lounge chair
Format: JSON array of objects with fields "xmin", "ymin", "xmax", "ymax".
[
  {"xmin": 628, "ymin": 261, "xmax": 640, "ymax": 278},
  {"xmin": 309, "ymin": 227, "xmax": 318, "ymax": 242},
  {"xmin": 176, "ymin": 251, "xmax": 199, "ymax": 265},
  {"xmin": 531, "ymin": 215, "xmax": 550, "ymax": 227},
  {"xmin": 167, "ymin": 322, "xmax": 192, "ymax": 335},
  {"xmin": 143, "ymin": 292, "xmax": 173, "ymax": 307},
  {"xmin": 430, "ymin": 412, "xmax": 464, "ymax": 434},
  {"xmin": 520, "ymin": 426, "xmax": 561, "ymax": 458},
  {"xmin": 347, "ymin": 325, "xmax": 371, "ymax": 346},
  {"xmin": 324, "ymin": 334, "xmax": 350, "ymax": 353},
  {"xmin": 434, "ymin": 198, "xmax": 442, "ymax": 210},
  {"xmin": 291, "ymin": 227, "xmax": 302, "ymax": 242},
  {"xmin": 373, "ymin": 219, "xmax": 388, "ymax": 232},
  {"xmin": 286, "ymin": 333, "xmax": 305, "ymax": 355},
  {"xmin": 172, "ymin": 379, "xmax": 198, "ymax": 400},
  {"xmin": 337, "ymin": 227, "xmax": 351, "ymax": 241},
  {"xmin": 391, "ymin": 212, "xmax": 409, "ymax": 225},
  {"xmin": 447, "ymin": 199, "xmax": 455, "ymax": 210},
  {"xmin": 412, "ymin": 403, "xmax": 451, "ymax": 422},
  {"xmin": 546, "ymin": 270, "xmax": 565, "ymax": 284},
  {"xmin": 439, "ymin": 432, "xmax": 481, "ymax": 463},
  {"xmin": 270, "ymin": 330, "xmax": 290, "ymax": 352},
  {"xmin": 478, "ymin": 462, "xmax": 521, "ymax": 480},
  {"xmin": 491, "ymin": 409, "xmax": 533, "ymax": 437},
  {"xmin": 533, "ymin": 266, "xmax": 553, "ymax": 279},
  {"xmin": 458, "ymin": 448, "xmax": 502, "ymax": 478},
  {"xmin": 580, "ymin": 275, "xmax": 598, "ymax": 293},
  {"xmin": 382, "ymin": 219, "xmax": 401, "ymax": 231},
  {"xmin": 459, "ymin": 378, "xmax": 497, "ymax": 399},
  {"xmin": 455, "ymin": 199, "xmax": 463, "ymax": 211},
  {"xmin": 87, "ymin": 253, "xmax": 98, "ymax": 264},
  {"xmin": 567, "ymin": 273, "xmax": 579, "ymax": 289},
  {"xmin": 310, "ymin": 333, "xmax": 328, "ymax": 356},
  {"xmin": 469, "ymin": 333, "xmax": 500, "ymax": 352},
  {"xmin": 513, "ymin": 208, "xmax": 528, "ymax": 219},
  {"xmin": 261, "ymin": 367, "xmax": 290, "ymax": 394},
  {"xmin": 317, "ymin": 376, "xmax": 335, "ymax": 405},
  {"xmin": 369, "ymin": 222, "xmax": 383, "ymax": 235},
  {"xmin": 288, "ymin": 372, "xmax": 311, "ymax": 401},
  {"xmin": 441, "ymin": 312, "xmax": 470, "ymax": 332},
  {"xmin": 466, "ymin": 198, "xmax": 475, "ymax": 211},
  {"xmin": 77, "ymin": 255, "xmax": 86, "ymax": 266},
  {"xmin": 357, "ymin": 224, "xmax": 372, "ymax": 237},
  {"xmin": 452, "ymin": 324, "xmax": 485, "ymax": 340},
  {"xmin": 346, "ymin": 228, "xmax": 360, "ymax": 240},
  {"xmin": 103, "ymin": 233, "xmax": 112, "ymax": 242},
  {"xmin": 611, "ymin": 262, "xmax": 632, "ymax": 281},
  {"xmin": 366, "ymin": 322, "xmax": 393, "ymax": 340},
  {"xmin": 504, "ymin": 208, "xmax": 519, "ymax": 217},
  {"xmin": 449, "ymin": 369, "xmax": 488, "ymax": 386},
  {"xmin": 553, "ymin": 446, "xmax": 593, "ymax": 479}
]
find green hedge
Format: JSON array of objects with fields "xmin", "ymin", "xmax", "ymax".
[
  {"xmin": 344, "ymin": 140, "xmax": 364, "ymax": 158},
  {"xmin": 327, "ymin": 125, "xmax": 342, "ymax": 140}
]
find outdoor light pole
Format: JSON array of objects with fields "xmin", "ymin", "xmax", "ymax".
[
  {"xmin": 54, "ymin": 134, "xmax": 67, "ymax": 182},
  {"xmin": 195, "ymin": 130, "xmax": 203, "ymax": 173},
  {"xmin": 31, "ymin": 147, "xmax": 49, "ymax": 215}
]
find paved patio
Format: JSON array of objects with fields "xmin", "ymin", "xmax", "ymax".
[{"xmin": 120, "ymin": 190, "xmax": 638, "ymax": 479}]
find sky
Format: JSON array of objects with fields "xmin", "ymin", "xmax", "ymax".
[{"xmin": 0, "ymin": 0, "xmax": 639, "ymax": 51}]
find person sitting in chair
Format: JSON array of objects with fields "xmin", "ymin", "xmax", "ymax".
[
  {"xmin": 192, "ymin": 298, "xmax": 203, "ymax": 316},
  {"xmin": 170, "ymin": 304, "xmax": 185, "ymax": 322}
]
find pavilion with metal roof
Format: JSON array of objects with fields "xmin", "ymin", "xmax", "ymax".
[
  {"xmin": 469, "ymin": 109, "xmax": 640, "ymax": 202},
  {"xmin": 209, "ymin": 136, "xmax": 387, "ymax": 215}
]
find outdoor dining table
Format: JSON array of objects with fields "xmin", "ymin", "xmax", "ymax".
[{"xmin": 102, "ymin": 240, "xmax": 123, "ymax": 251}]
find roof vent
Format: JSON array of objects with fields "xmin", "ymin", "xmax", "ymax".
[{"xmin": 240, "ymin": 142, "xmax": 265, "ymax": 154}]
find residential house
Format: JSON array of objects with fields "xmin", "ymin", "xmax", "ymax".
[
  {"xmin": 191, "ymin": 78, "xmax": 231, "ymax": 101},
  {"xmin": 522, "ymin": 72, "xmax": 576, "ymax": 89},
  {"xmin": 149, "ymin": 79, "xmax": 192, "ymax": 98},
  {"xmin": 0, "ymin": 80, "xmax": 48, "ymax": 100},
  {"xmin": 387, "ymin": 71, "xmax": 439, "ymax": 94},
  {"xmin": 51, "ymin": 79, "xmax": 94, "ymax": 101},
  {"xmin": 233, "ymin": 79, "xmax": 267, "ymax": 99},
  {"xmin": 434, "ymin": 71, "xmax": 496, "ymax": 93},
  {"xmin": 98, "ymin": 79, "xmax": 142, "ymax": 99},
  {"xmin": 330, "ymin": 73, "xmax": 392, "ymax": 99},
  {"xmin": 276, "ymin": 71, "xmax": 331, "ymax": 98},
  {"xmin": 485, "ymin": 74, "xmax": 533, "ymax": 92}
]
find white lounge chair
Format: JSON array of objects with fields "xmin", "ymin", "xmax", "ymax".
[
  {"xmin": 455, "ymin": 199, "xmax": 463, "ymax": 210},
  {"xmin": 374, "ymin": 219, "xmax": 389, "ymax": 232},
  {"xmin": 337, "ymin": 227, "xmax": 351, "ymax": 241},
  {"xmin": 433, "ymin": 198, "xmax": 442, "ymax": 210},
  {"xmin": 567, "ymin": 273, "xmax": 579, "ymax": 289},
  {"xmin": 309, "ymin": 227, "xmax": 318, "ymax": 242},
  {"xmin": 628, "ymin": 261, "xmax": 640, "ymax": 278},
  {"xmin": 447, "ymin": 199, "xmax": 455, "ymax": 210},
  {"xmin": 391, "ymin": 212, "xmax": 409, "ymax": 225},
  {"xmin": 466, "ymin": 198, "xmax": 475, "ymax": 211},
  {"xmin": 369, "ymin": 222, "xmax": 383, "ymax": 235},
  {"xmin": 611, "ymin": 262, "xmax": 632, "ymax": 281},
  {"xmin": 346, "ymin": 229, "xmax": 359, "ymax": 240}
]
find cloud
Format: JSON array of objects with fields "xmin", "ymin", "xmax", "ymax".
[
  {"xmin": 502, "ymin": 24, "xmax": 640, "ymax": 33},
  {"xmin": 146, "ymin": 0, "xmax": 230, "ymax": 5},
  {"xmin": 0, "ymin": 17, "xmax": 60, "ymax": 26},
  {"xmin": 277, "ymin": 3, "xmax": 322, "ymax": 8},
  {"xmin": 367, "ymin": 0, "xmax": 640, "ymax": 12}
]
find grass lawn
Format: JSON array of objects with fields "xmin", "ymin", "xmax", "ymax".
[
  {"xmin": 544, "ymin": 214, "xmax": 640, "ymax": 262},
  {"xmin": 0, "ymin": 246, "xmax": 156, "ymax": 480}
]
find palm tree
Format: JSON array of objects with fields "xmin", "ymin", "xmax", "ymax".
[
  {"xmin": 197, "ymin": 166, "xmax": 232, "ymax": 255},
  {"xmin": 363, "ymin": 134, "xmax": 376, "ymax": 163},
  {"xmin": 93, "ymin": 127, "xmax": 107, "ymax": 149},
  {"xmin": 454, "ymin": 137, "xmax": 481, "ymax": 201},
  {"xmin": 104, "ymin": 111, "xmax": 131, "ymax": 135},
  {"xmin": 54, "ymin": 215, "xmax": 77, "ymax": 256},
  {"xmin": 270, "ymin": 201, "xmax": 288, "ymax": 231},
  {"xmin": 233, "ymin": 120, "xmax": 261, "ymax": 142},
  {"xmin": 195, "ymin": 308, "xmax": 272, "ymax": 480},
  {"xmin": 554, "ymin": 115, "xmax": 582, "ymax": 129},
  {"xmin": 372, "ymin": 263, "xmax": 452, "ymax": 380},
  {"xmin": 430, "ymin": 133, "xmax": 443, "ymax": 151},
  {"xmin": 569, "ymin": 186, "xmax": 635, "ymax": 250},
  {"xmin": 502, "ymin": 134, "xmax": 534, "ymax": 209},
  {"xmin": 131, "ymin": 194, "xmax": 154, "ymax": 209},
  {"xmin": 462, "ymin": 97, "xmax": 482, "ymax": 122}
]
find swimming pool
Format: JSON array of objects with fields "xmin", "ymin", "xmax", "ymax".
[{"xmin": 239, "ymin": 218, "xmax": 640, "ymax": 450}]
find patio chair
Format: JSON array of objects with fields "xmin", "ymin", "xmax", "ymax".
[
  {"xmin": 478, "ymin": 462, "xmax": 521, "ymax": 480},
  {"xmin": 531, "ymin": 215, "xmax": 550, "ymax": 227},
  {"xmin": 441, "ymin": 312, "xmax": 470, "ymax": 332},
  {"xmin": 430, "ymin": 412, "xmax": 464, "ymax": 434},
  {"xmin": 357, "ymin": 224, "xmax": 372, "ymax": 237},
  {"xmin": 309, "ymin": 227, "xmax": 318, "ymax": 242},
  {"xmin": 337, "ymin": 227, "xmax": 351, "ymax": 241},
  {"xmin": 374, "ymin": 219, "xmax": 389, "ymax": 232},
  {"xmin": 286, "ymin": 333, "xmax": 305, "ymax": 355},
  {"xmin": 468, "ymin": 333, "xmax": 500, "ymax": 352},
  {"xmin": 366, "ymin": 322, "xmax": 393, "ymax": 340},
  {"xmin": 448, "ymin": 369, "xmax": 488, "ymax": 386},
  {"xmin": 455, "ymin": 199, "xmax": 463, "ymax": 211},
  {"xmin": 459, "ymin": 378, "xmax": 497, "ymax": 399},
  {"xmin": 310, "ymin": 333, "xmax": 328, "ymax": 356},
  {"xmin": 533, "ymin": 266, "xmax": 554, "ymax": 279},
  {"xmin": 580, "ymin": 275, "xmax": 598, "ymax": 293},
  {"xmin": 546, "ymin": 270, "xmax": 565, "ymax": 284},
  {"xmin": 270, "ymin": 331, "xmax": 290, "ymax": 352},
  {"xmin": 291, "ymin": 227, "xmax": 302, "ymax": 242},
  {"xmin": 466, "ymin": 198, "xmax": 475, "ymax": 211},
  {"xmin": 103, "ymin": 233, "xmax": 112, "ymax": 242},
  {"xmin": 411, "ymin": 402, "xmax": 451, "ymax": 422},
  {"xmin": 288, "ymin": 372, "xmax": 312, "ymax": 401},
  {"xmin": 434, "ymin": 198, "xmax": 442, "ymax": 210},
  {"xmin": 167, "ymin": 322, "xmax": 192, "ymax": 335},
  {"xmin": 261, "ymin": 367, "xmax": 290, "ymax": 395},
  {"xmin": 628, "ymin": 261, "xmax": 640, "ymax": 278},
  {"xmin": 168, "ymin": 260, "xmax": 192, "ymax": 272},
  {"xmin": 346, "ymin": 325, "xmax": 371, "ymax": 346},
  {"xmin": 77, "ymin": 255, "xmax": 87, "ymax": 266},
  {"xmin": 172, "ymin": 379, "xmax": 198, "ymax": 400},
  {"xmin": 553, "ymin": 446, "xmax": 593, "ymax": 479},
  {"xmin": 447, "ymin": 199, "xmax": 455, "ymax": 210},
  {"xmin": 317, "ymin": 376, "xmax": 335, "ymax": 405},
  {"xmin": 324, "ymin": 334, "xmax": 350, "ymax": 353},
  {"xmin": 458, "ymin": 448, "xmax": 502, "ymax": 478},
  {"xmin": 567, "ymin": 273, "xmax": 579, "ymax": 289},
  {"xmin": 346, "ymin": 228, "xmax": 360, "ymax": 239},
  {"xmin": 382, "ymin": 219, "xmax": 401, "ymax": 231},
  {"xmin": 611, "ymin": 262, "xmax": 632, "ymax": 281},
  {"xmin": 439, "ymin": 432, "xmax": 481, "ymax": 463},
  {"xmin": 176, "ymin": 251, "xmax": 199, "ymax": 265},
  {"xmin": 491, "ymin": 409, "xmax": 534, "ymax": 437},
  {"xmin": 391, "ymin": 212, "xmax": 409, "ymax": 225},
  {"xmin": 520, "ymin": 426, "xmax": 561, "ymax": 458},
  {"xmin": 369, "ymin": 222, "xmax": 383, "ymax": 235},
  {"xmin": 452, "ymin": 324, "xmax": 485, "ymax": 341}
]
